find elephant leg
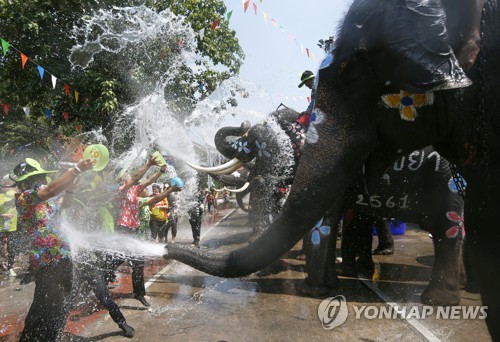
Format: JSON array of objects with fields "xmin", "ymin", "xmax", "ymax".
[
  {"xmin": 355, "ymin": 215, "xmax": 375, "ymax": 277},
  {"xmin": 462, "ymin": 237, "xmax": 480, "ymax": 293},
  {"xmin": 463, "ymin": 175, "xmax": 500, "ymax": 341},
  {"xmin": 338, "ymin": 209, "xmax": 358, "ymax": 276},
  {"xmin": 301, "ymin": 207, "xmax": 341, "ymax": 297},
  {"xmin": 421, "ymin": 221, "xmax": 462, "ymax": 306},
  {"xmin": 373, "ymin": 219, "xmax": 394, "ymax": 255}
]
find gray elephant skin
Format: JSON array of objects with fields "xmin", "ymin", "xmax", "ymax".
[
  {"xmin": 166, "ymin": 0, "xmax": 500, "ymax": 339},
  {"xmin": 302, "ymin": 147, "xmax": 464, "ymax": 306}
]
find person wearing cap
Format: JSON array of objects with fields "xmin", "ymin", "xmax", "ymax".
[
  {"xmin": 13, "ymin": 157, "xmax": 93, "ymax": 342},
  {"xmin": 297, "ymin": 70, "xmax": 316, "ymax": 128}
]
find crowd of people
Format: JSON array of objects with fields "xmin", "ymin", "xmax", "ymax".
[{"xmin": 0, "ymin": 151, "xmax": 234, "ymax": 341}]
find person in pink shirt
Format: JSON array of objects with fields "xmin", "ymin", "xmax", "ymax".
[{"xmin": 111, "ymin": 155, "xmax": 165, "ymax": 307}]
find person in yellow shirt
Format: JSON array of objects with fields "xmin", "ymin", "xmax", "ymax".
[
  {"xmin": 149, "ymin": 184, "xmax": 169, "ymax": 243},
  {"xmin": 0, "ymin": 181, "xmax": 19, "ymax": 277}
]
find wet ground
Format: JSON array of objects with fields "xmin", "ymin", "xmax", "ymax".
[{"xmin": 0, "ymin": 206, "xmax": 490, "ymax": 341}]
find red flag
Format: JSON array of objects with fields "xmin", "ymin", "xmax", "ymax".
[
  {"xmin": 20, "ymin": 53, "xmax": 28, "ymax": 69},
  {"xmin": 2, "ymin": 103, "xmax": 10, "ymax": 115},
  {"xmin": 243, "ymin": 0, "xmax": 250, "ymax": 12},
  {"xmin": 63, "ymin": 112, "xmax": 69, "ymax": 122},
  {"xmin": 64, "ymin": 84, "xmax": 70, "ymax": 95},
  {"xmin": 178, "ymin": 39, "xmax": 183, "ymax": 49},
  {"xmin": 211, "ymin": 19, "xmax": 219, "ymax": 31},
  {"xmin": 306, "ymin": 48, "xmax": 310, "ymax": 58},
  {"xmin": 75, "ymin": 124, "xmax": 82, "ymax": 133},
  {"xmin": 253, "ymin": 2, "xmax": 257, "ymax": 15},
  {"xmin": 307, "ymin": 96, "xmax": 311, "ymax": 103}
]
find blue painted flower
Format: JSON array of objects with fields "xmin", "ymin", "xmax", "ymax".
[
  {"xmin": 311, "ymin": 217, "xmax": 331, "ymax": 245},
  {"xmin": 237, "ymin": 141, "xmax": 250, "ymax": 153},
  {"xmin": 256, "ymin": 141, "xmax": 271, "ymax": 158}
]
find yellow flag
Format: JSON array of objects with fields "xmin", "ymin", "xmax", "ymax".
[
  {"xmin": 75, "ymin": 90, "xmax": 79, "ymax": 103},
  {"xmin": 263, "ymin": 11, "xmax": 268, "ymax": 23}
]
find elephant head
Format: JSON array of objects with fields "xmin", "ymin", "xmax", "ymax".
[
  {"xmin": 167, "ymin": 1, "xmax": 500, "ymax": 338},
  {"xmin": 189, "ymin": 108, "xmax": 301, "ymax": 236}
]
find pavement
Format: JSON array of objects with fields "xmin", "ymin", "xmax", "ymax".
[{"xmin": 0, "ymin": 205, "xmax": 491, "ymax": 342}]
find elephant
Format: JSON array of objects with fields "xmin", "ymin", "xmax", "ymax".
[
  {"xmin": 301, "ymin": 147, "xmax": 465, "ymax": 306},
  {"xmin": 189, "ymin": 108, "xmax": 303, "ymax": 237},
  {"xmin": 166, "ymin": 1, "xmax": 500, "ymax": 338}
]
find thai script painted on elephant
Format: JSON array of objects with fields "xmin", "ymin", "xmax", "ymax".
[
  {"xmin": 355, "ymin": 194, "xmax": 409, "ymax": 209},
  {"xmin": 393, "ymin": 150, "xmax": 441, "ymax": 172}
]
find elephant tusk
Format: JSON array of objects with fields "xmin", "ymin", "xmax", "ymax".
[
  {"xmin": 224, "ymin": 182, "xmax": 250, "ymax": 193},
  {"xmin": 186, "ymin": 158, "xmax": 244, "ymax": 175},
  {"xmin": 208, "ymin": 160, "xmax": 245, "ymax": 175}
]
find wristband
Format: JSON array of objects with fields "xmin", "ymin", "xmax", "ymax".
[
  {"xmin": 69, "ymin": 168, "xmax": 80, "ymax": 176},
  {"xmin": 74, "ymin": 165, "xmax": 82, "ymax": 173}
]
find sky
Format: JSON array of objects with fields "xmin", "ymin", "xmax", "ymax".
[{"xmin": 220, "ymin": 0, "xmax": 352, "ymax": 115}]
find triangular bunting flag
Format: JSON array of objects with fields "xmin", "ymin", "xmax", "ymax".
[
  {"xmin": 271, "ymin": 19, "xmax": 277, "ymax": 29},
  {"xmin": 199, "ymin": 28, "xmax": 205, "ymax": 40},
  {"xmin": 178, "ymin": 39, "xmax": 183, "ymax": 49},
  {"xmin": 63, "ymin": 112, "xmax": 69, "ymax": 122},
  {"xmin": 306, "ymin": 48, "xmax": 310, "ymax": 58},
  {"xmin": 307, "ymin": 96, "xmax": 311, "ymax": 103},
  {"xmin": 1, "ymin": 39, "xmax": 10, "ymax": 56},
  {"xmin": 64, "ymin": 84, "xmax": 70, "ymax": 96},
  {"xmin": 51, "ymin": 75, "xmax": 57, "ymax": 89},
  {"xmin": 23, "ymin": 107, "xmax": 30, "ymax": 117},
  {"xmin": 75, "ymin": 90, "xmax": 79, "ymax": 103},
  {"xmin": 20, "ymin": 53, "xmax": 28, "ymax": 69},
  {"xmin": 253, "ymin": 2, "xmax": 257, "ymax": 15},
  {"xmin": 37, "ymin": 65, "xmax": 45, "ymax": 79},
  {"xmin": 76, "ymin": 124, "xmax": 82, "ymax": 133},
  {"xmin": 263, "ymin": 11, "xmax": 268, "ymax": 23},
  {"xmin": 243, "ymin": 0, "xmax": 250, "ymax": 13},
  {"xmin": 45, "ymin": 109, "xmax": 52, "ymax": 120},
  {"xmin": 2, "ymin": 103, "xmax": 10, "ymax": 115},
  {"xmin": 227, "ymin": 10, "xmax": 233, "ymax": 21},
  {"xmin": 211, "ymin": 19, "xmax": 219, "ymax": 31}
]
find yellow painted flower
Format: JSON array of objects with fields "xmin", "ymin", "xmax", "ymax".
[{"xmin": 382, "ymin": 91, "xmax": 434, "ymax": 121}]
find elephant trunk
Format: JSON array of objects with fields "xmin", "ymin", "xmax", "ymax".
[
  {"xmin": 165, "ymin": 83, "xmax": 375, "ymax": 277},
  {"xmin": 236, "ymin": 192, "xmax": 250, "ymax": 212}
]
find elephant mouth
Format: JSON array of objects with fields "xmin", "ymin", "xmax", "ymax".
[
  {"xmin": 223, "ymin": 182, "xmax": 250, "ymax": 193},
  {"xmin": 186, "ymin": 158, "xmax": 244, "ymax": 175}
]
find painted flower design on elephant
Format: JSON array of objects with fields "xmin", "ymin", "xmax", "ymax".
[
  {"xmin": 234, "ymin": 141, "xmax": 250, "ymax": 154},
  {"xmin": 255, "ymin": 141, "xmax": 271, "ymax": 158},
  {"xmin": 311, "ymin": 217, "xmax": 331, "ymax": 245},
  {"xmin": 445, "ymin": 211, "xmax": 465, "ymax": 238},
  {"xmin": 382, "ymin": 91, "xmax": 434, "ymax": 121}
]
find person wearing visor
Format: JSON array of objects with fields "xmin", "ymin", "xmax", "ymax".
[{"xmin": 12, "ymin": 157, "xmax": 93, "ymax": 342}]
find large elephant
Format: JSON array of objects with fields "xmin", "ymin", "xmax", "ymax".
[
  {"xmin": 302, "ymin": 147, "xmax": 465, "ymax": 306},
  {"xmin": 189, "ymin": 108, "xmax": 302, "ymax": 237},
  {"xmin": 167, "ymin": 1, "xmax": 500, "ymax": 338}
]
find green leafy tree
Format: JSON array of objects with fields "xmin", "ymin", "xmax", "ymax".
[{"xmin": 0, "ymin": 0, "xmax": 244, "ymax": 152}]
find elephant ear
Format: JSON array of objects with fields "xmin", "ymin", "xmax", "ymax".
[{"xmin": 332, "ymin": 0, "xmax": 471, "ymax": 93}]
